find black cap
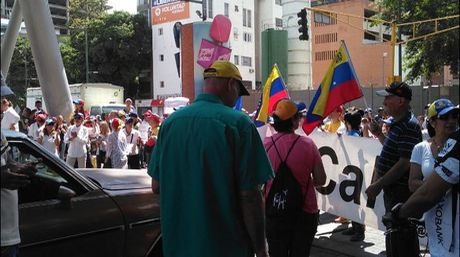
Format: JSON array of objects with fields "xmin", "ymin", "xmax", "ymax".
[{"xmin": 376, "ymin": 81, "xmax": 412, "ymax": 100}]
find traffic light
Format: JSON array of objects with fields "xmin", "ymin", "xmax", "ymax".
[{"xmin": 297, "ymin": 8, "xmax": 309, "ymax": 41}]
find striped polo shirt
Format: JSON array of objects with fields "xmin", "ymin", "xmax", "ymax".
[{"xmin": 377, "ymin": 112, "xmax": 422, "ymax": 186}]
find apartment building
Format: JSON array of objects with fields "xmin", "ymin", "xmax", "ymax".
[
  {"xmin": 1, "ymin": 0, "xmax": 69, "ymax": 35},
  {"xmin": 149, "ymin": 0, "xmax": 256, "ymax": 100},
  {"xmin": 310, "ymin": 0, "xmax": 393, "ymax": 88}
]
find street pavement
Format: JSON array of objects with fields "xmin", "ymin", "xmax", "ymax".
[{"xmin": 310, "ymin": 212, "xmax": 431, "ymax": 257}]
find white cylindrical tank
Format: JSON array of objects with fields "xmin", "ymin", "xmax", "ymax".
[{"xmin": 282, "ymin": 0, "xmax": 312, "ymax": 90}]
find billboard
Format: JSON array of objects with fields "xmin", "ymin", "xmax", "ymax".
[{"xmin": 151, "ymin": 1, "xmax": 189, "ymax": 25}]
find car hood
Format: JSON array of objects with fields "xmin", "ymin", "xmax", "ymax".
[{"xmin": 78, "ymin": 169, "xmax": 151, "ymax": 190}]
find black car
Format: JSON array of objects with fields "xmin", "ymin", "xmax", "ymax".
[{"xmin": 2, "ymin": 129, "xmax": 162, "ymax": 257}]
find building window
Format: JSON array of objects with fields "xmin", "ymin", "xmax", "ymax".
[
  {"xmin": 247, "ymin": 10, "xmax": 252, "ymax": 28},
  {"xmin": 158, "ymin": 28, "xmax": 163, "ymax": 35},
  {"xmin": 275, "ymin": 18, "xmax": 283, "ymax": 28},
  {"xmin": 207, "ymin": 0, "xmax": 213, "ymax": 19},
  {"xmin": 275, "ymin": 0, "xmax": 281, "ymax": 5},
  {"xmin": 234, "ymin": 5, "xmax": 239, "ymax": 12},
  {"xmin": 241, "ymin": 56, "xmax": 252, "ymax": 67},
  {"xmin": 160, "ymin": 54, "xmax": 164, "ymax": 61},
  {"xmin": 234, "ymin": 55, "xmax": 239, "ymax": 65},
  {"xmin": 160, "ymin": 81, "xmax": 165, "ymax": 88},
  {"xmin": 242, "ymin": 9, "xmax": 252, "ymax": 28},
  {"xmin": 314, "ymin": 12, "xmax": 337, "ymax": 26},
  {"xmin": 224, "ymin": 3, "xmax": 229, "ymax": 17},
  {"xmin": 243, "ymin": 32, "xmax": 252, "ymax": 42}
]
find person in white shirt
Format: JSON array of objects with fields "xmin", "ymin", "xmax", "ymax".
[
  {"xmin": 1, "ymin": 98, "xmax": 20, "ymax": 132},
  {"xmin": 27, "ymin": 114, "xmax": 46, "ymax": 141},
  {"xmin": 64, "ymin": 112, "xmax": 89, "ymax": 168},
  {"xmin": 123, "ymin": 117, "xmax": 142, "ymax": 169},
  {"xmin": 38, "ymin": 118, "xmax": 60, "ymax": 157}
]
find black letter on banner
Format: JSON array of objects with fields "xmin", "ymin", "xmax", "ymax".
[
  {"xmin": 339, "ymin": 165, "xmax": 363, "ymax": 204},
  {"xmin": 317, "ymin": 146, "xmax": 337, "ymax": 195}
]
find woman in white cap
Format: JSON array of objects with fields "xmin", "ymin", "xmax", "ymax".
[
  {"xmin": 408, "ymin": 98, "xmax": 459, "ymax": 257},
  {"xmin": 38, "ymin": 118, "xmax": 60, "ymax": 157}
]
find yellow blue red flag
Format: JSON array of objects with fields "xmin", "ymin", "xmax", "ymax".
[
  {"xmin": 302, "ymin": 41, "xmax": 363, "ymax": 135},
  {"xmin": 254, "ymin": 64, "xmax": 289, "ymax": 127}
]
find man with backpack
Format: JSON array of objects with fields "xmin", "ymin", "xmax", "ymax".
[{"xmin": 263, "ymin": 99, "xmax": 326, "ymax": 257}]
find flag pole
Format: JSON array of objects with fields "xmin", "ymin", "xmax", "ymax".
[
  {"xmin": 273, "ymin": 63, "xmax": 289, "ymax": 98},
  {"xmin": 341, "ymin": 40, "xmax": 369, "ymax": 109}
]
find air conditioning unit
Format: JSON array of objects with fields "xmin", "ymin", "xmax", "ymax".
[{"xmin": 249, "ymin": 69, "xmax": 255, "ymax": 73}]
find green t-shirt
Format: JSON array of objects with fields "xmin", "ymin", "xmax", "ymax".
[{"xmin": 148, "ymin": 94, "xmax": 273, "ymax": 257}]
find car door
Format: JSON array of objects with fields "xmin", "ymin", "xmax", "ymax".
[{"xmin": 8, "ymin": 139, "xmax": 126, "ymax": 257}]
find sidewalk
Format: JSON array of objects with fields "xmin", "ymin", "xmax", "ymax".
[{"xmin": 310, "ymin": 212, "xmax": 430, "ymax": 257}]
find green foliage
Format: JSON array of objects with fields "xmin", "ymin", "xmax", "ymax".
[
  {"xmin": 6, "ymin": 36, "xmax": 38, "ymax": 108},
  {"xmin": 375, "ymin": 0, "xmax": 459, "ymax": 81},
  {"xmin": 69, "ymin": 11, "xmax": 152, "ymax": 97},
  {"xmin": 7, "ymin": 3, "xmax": 151, "ymax": 108}
]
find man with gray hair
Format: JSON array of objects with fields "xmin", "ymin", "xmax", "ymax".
[{"xmin": 148, "ymin": 60, "xmax": 273, "ymax": 257}]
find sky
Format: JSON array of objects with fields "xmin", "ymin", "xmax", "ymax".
[{"xmin": 107, "ymin": 0, "xmax": 137, "ymax": 14}]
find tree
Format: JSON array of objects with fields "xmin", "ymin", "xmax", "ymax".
[
  {"xmin": 6, "ymin": 36, "xmax": 38, "ymax": 108},
  {"xmin": 70, "ymin": 11, "xmax": 152, "ymax": 97},
  {"xmin": 68, "ymin": 0, "xmax": 109, "ymax": 29},
  {"xmin": 375, "ymin": 0, "xmax": 459, "ymax": 81}
]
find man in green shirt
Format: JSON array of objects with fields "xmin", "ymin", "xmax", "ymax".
[{"xmin": 148, "ymin": 60, "xmax": 273, "ymax": 257}]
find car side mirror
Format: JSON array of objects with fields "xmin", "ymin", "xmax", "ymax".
[{"xmin": 58, "ymin": 185, "xmax": 76, "ymax": 210}]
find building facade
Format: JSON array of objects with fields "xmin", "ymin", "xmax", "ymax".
[
  {"xmin": 149, "ymin": 0, "xmax": 256, "ymax": 101},
  {"xmin": 1, "ymin": 0, "xmax": 69, "ymax": 35},
  {"xmin": 310, "ymin": 0, "xmax": 393, "ymax": 88}
]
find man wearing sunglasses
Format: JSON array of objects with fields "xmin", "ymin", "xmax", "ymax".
[{"xmin": 366, "ymin": 81, "xmax": 423, "ymax": 256}]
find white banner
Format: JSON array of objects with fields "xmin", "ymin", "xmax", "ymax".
[{"xmin": 258, "ymin": 126, "xmax": 386, "ymax": 230}]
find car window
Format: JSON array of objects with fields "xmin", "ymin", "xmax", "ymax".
[
  {"xmin": 8, "ymin": 142, "xmax": 73, "ymax": 204},
  {"xmin": 91, "ymin": 106, "xmax": 102, "ymax": 116},
  {"xmin": 102, "ymin": 105, "xmax": 125, "ymax": 114}
]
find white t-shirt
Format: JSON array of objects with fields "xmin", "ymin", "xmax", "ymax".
[
  {"xmin": 64, "ymin": 125, "xmax": 89, "ymax": 158},
  {"xmin": 41, "ymin": 133, "xmax": 59, "ymax": 156},
  {"xmin": 1, "ymin": 131, "xmax": 20, "ymax": 246},
  {"xmin": 124, "ymin": 129, "xmax": 141, "ymax": 155},
  {"xmin": 1, "ymin": 107, "xmax": 20, "ymax": 131},
  {"xmin": 28, "ymin": 122, "xmax": 44, "ymax": 141},
  {"xmin": 410, "ymin": 141, "xmax": 435, "ymax": 179}
]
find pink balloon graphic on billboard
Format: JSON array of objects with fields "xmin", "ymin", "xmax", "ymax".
[
  {"xmin": 197, "ymin": 39, "xmax": 232, "ymax": 69},
  {"xmin": 210, "ymin": 15, "xmax": 231, "ymax": 43}
]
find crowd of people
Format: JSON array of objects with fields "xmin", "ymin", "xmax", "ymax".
[
  {"xmin": 2, "ymin": 62, "xmax": 459, "ymax": 257},
  {"xmin": 1, "ymin": 96, "xmax": 161, "ymax": 170}
]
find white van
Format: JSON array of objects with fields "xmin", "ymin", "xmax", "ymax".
[{"xmin": 90, "ymin": 104, "xmax": 126, "ymax": 116}]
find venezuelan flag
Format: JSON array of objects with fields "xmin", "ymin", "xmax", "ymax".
[
  {"xmin": 254, "ymin": 64, "xmax": 289, "ymax": 126},
  {"xmin": 303, "ymin": 41, "xmax": 363, "ymax": 135}
]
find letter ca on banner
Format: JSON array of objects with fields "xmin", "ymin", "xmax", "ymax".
[{"xmin": 309, "ymin": 130, "xmax": 387, "ymax": 231}]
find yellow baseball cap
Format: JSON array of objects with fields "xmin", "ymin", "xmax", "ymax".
[{"xmin": 203, "ymin": 60, "xmax": 250, "ymax": 96}]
